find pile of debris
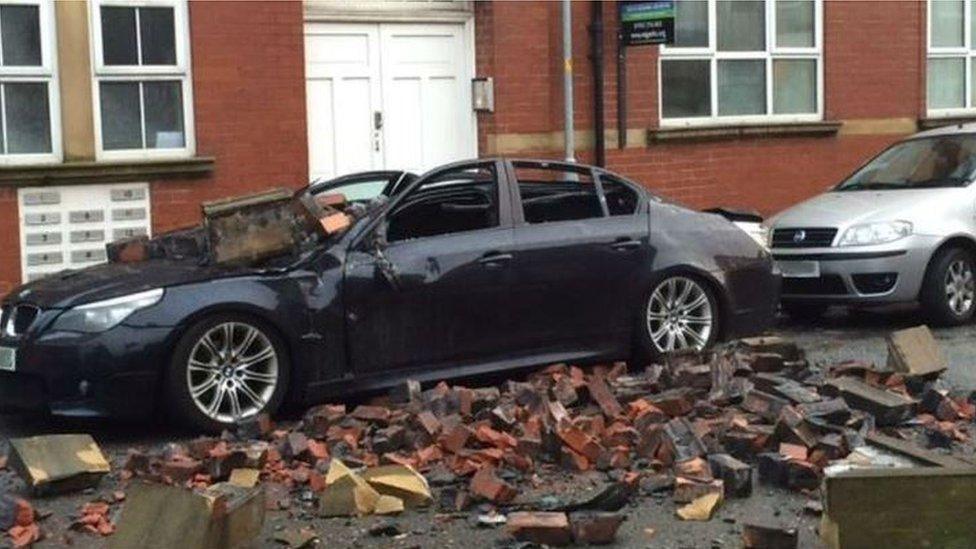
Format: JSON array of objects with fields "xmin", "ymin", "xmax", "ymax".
[
  {"xmin": 106, "ymin": 187, "xmax": 359, "ymax": 267},
  {"xmin": 4, "ymin": 326, "xmax": 975, "ymax": 547}
]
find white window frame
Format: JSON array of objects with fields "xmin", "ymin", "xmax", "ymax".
[
  {"xmin": 0, "ymin": 0, "xmax": 61, "ymax": 165},
  {"xmin": 927, "ymin": 0, "xmax": 976, "ymax": 117},
  {"xmin": 89, "ymin": 0, "xmax": 195, "ymax": 161},
  {"xmin": 658, "ymin": 0, "xmax": 823, "ymax": 128}
]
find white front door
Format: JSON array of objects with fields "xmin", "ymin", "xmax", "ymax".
[{"xmin": 304, "ymin": 22, "xmax": 476, "ymax": 181}]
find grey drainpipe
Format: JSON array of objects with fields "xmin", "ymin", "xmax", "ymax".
[{"xmin": 562, "ymin": 0, "xmax": 576, "ymax": 163}]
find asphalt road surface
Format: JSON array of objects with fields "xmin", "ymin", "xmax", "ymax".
[
  {"xmin": 1, "ymin": 307, "xmax": 973, "ymax": 548},
  {"xmin": 777, "ymin": 305, "xmax": 976, "ymax": 390}
]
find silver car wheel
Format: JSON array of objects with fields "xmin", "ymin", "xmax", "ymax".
[
  {"xmin": 945, "ymin": 259, "xmax": 975, "ymax": 316},
  {"xmin": 186, "ymin": 322, "xmax": 279, "ymax": 423},
  {"xmin": 646, "ymin": 276, "xmax": 714, "ymax": 353}
]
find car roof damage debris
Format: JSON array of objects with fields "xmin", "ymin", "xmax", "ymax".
[
  {"xmin": 105, "ymin": 187, "xmax": 359, "ymax": 267},
  {"xmin": 3, "ymin": 326, "xmax": 976, "ymax": 547}
]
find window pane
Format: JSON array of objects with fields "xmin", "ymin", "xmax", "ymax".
[
  {"xmin": 100, "ymin": 82, "xmax": 142, "ymax": 150},
  {"xmin": 514, "ymin": 164, "xmax": 602, "ymax": 223},
  {"xmin": 931, "ymin": 0, "xmax": 964, "ymax": 48},
  {"xmin": 776, "ymin": 0, "xmax": 814, "ymax": 48},
  {"xmin": 139, "ymin": 7, "xmax": 176, "ymax": 65},
  {"xmin": 718, "ymin": 60, "xmax": 766, "ymax": 115},
  {"xmin": 674, "ymin": 0, "xmax": 708, "ymax": 47},
  {"xmin": 928, "ymin": 57, "xmax": 965, "ymax": 109},
  {"xmin": 5, "ymin": 83, "xmax": 50, "ymax": 154},
  {"xmin": 143, "ymin": 81, "xmax": 185, "ymax": 148},
  {"xmin": 717, "ymin": 0, "xmax": 765, "ymax": 51},
  {"xmin": 773, "ymin": 59, "xmax": 816, "ymax": 113},
  {"xmin": 101, "ymin": 6, "xmax": 138, "ymax": 65},
  {"xmin": 600, "ymin": 175, "xmax": 639, "ymax": 216},
  {"xmin": 1, "ymin": 5, "xmax": 41, "ymax": 66},
  {"xmin": 661, "ymin": 59, "xmax": 710, "ymax": 118}
]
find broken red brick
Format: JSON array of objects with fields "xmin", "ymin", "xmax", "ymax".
[
  {"xmin": 507, "ymin": 512, "xmax": 572, "ymax": 547},
  {"xmin": 470, "ymin": 467, "xmax": 517, "ymax": 504},
  {"xmin": 415, "ymin": 411, "xmax": 442, "ymax": 437},
  {"xmin": 351, "ymin": 405, "xmax": 391, "ymax": 425},
  {"xmin": 674, "ymin": 457, "xmax": 713, "ymax": 483},
  {"xmin": 557, "ymin": 425, "xmax": 604, "ymax": 462},
  {"xmin": 673, "ymin": 477, "xmax": 724, "ymax": 504},
  {"xmin": 560, "ymin": 446, "xmax": 591, "ymax": 472},
  {"xmin": 569, "ymin": 512, "xmax": 625, "ymax": 545},
  {"xmin": 588, "ymin": 375, "xmax": 623, "ymax": 418},
  {"xmin": 474, "ymin": 425, "xmax": 517, "ymax": 449},
  {"xmin": 742, "ymin": 522, "xmax": 798, "ymax": 548},
  {"xmin": 161, "ymin": 455, "xmax": 203, "ymax": 483},
  {"xmin": 779, "ymin": 443, "xmax": 808, "ymax": 462},
  {"xmin": 439, "ymin": 424, "xmax": 473, "ymax": 454},
  {"xmin": 9, "ymin": 523, "xmax": 40, "ymax": 548}
]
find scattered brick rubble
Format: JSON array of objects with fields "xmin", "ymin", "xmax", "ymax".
[{"xmin": 3, "ymin": 327, "xmax": 976, "ymax": 547}]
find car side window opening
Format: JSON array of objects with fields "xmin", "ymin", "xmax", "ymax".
[
  {"xmin": 385, "ymin": 164, "xmax": 500, "ymax": 243},
  {"xmin": 598, "ymin": 174, "xmax": 640, "ymax": 216},
  {"xmin": 514, "ymin": 163, "xmax": 604, "ymax": 223}
]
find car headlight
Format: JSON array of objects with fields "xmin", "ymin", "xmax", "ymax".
[
  {"xmin": 52, "ymin": 289, "xmax": 164, "ymax": 333},
  {"xmin": 837, "ymin": 221, "xmax": 913, "ymax": 247}
]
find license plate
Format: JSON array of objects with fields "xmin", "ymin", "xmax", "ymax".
[
  {"xmin": 0, "ymin": 346, "xmax": 14, "ymax": 372},
  {"xmin": 776, "ymin": 260, "xmax": 820, "ymax": 278}
]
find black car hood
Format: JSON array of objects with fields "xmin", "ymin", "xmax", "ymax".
[{"xmin": 8, "ymin": 260, "xmax": 260, "ymax": 309}]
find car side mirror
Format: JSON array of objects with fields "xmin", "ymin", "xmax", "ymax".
[
  {"xmin": 369, "ymin": 221, "xmax": 400, "ymax": 290},
  {"xmin": 371, "ymin": 223, "xmax": 389, "ymax": 253}
]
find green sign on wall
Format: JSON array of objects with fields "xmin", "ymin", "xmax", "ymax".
[{"xmin": 619, "ymin": 0, "xmax": 675, "ymax": 46}]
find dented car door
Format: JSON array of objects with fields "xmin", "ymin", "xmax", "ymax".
[{"xmin": 342, "ymin": 160, "xmax": 516, "ymax": 375}]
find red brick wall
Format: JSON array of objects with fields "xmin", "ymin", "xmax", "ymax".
[
  {"xmin": 475, "ymin": 0, "xmax": 926, "ymax": 215},
  {"xmin": 150, "ymin": 0, "xmax": 308, "ymax": 233},
  {"xmin": 0, "ymin": 188, "xmax": 19, "ymax": 295},
  {"xmin": 0, "ymin": 1, "xmax": 307, "ymax": 295}
]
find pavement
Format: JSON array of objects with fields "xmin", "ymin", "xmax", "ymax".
[{"xmin": 1, "ymin": 308, "xmax": 973, "ymax": 548}]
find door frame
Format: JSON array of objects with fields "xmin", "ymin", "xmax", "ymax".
[{"xmin": 302, "ymin": 11, "xmax": 479, "ymax": 176}]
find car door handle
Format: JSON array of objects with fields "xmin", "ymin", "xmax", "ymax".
[
  {"xmin": 610, "ymin": 238, "xmax": 641, "ymax": 251},
  {"xmin": 478, "ymin": 252, "xmax": 513, "ymax": 266}
]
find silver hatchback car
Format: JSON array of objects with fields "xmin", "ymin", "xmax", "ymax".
[{"xmin": 767, "ymin": 123, "xmax": 976, "ymax": 325}]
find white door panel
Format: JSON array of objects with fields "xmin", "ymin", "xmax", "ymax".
[
  {"xmin": 305, "ymin": 24, "xmax": 383, "ymax": 181},
  {"xmin": 380, "ymin": 24, "xmax": 473, "ymax": 174},
  {"xmin": 305, "ymin": 21, "xmax": 476, "ymax": 180}
]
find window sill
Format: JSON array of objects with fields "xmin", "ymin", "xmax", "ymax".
[
  {"xmin": 647, "ymin": 120, "xmax": 842, "ymax": 143},
  {"xmin": 917, "ymin": 115, "xmax": 976, "ymax": 131},
  {"xmin": 0, "ymin": 156, "xmax": 215, "ymax": 187}
]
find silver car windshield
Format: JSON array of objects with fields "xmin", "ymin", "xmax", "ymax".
[{"xmin": 837, "ymin": 135, "xmax": 976, "ymax": 190}]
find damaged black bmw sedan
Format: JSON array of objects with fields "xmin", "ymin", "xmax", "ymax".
[{"xmin": 0, "ymin": 159, "xmax": 779, "ymax": 431}]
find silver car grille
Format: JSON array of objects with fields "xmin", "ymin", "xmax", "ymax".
[{"xmin": 2, "ymin": 304, "xmax": 41, "ymax": 337}]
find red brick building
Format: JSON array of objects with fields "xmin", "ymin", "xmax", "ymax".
[{"xmin": 0, "ymin": 0, "xmax": 963, "ymax": 294}]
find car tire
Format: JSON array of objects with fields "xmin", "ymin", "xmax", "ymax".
[
  {"xmin": 635, "ymin": 274, "xmax": 720, "ymax": 364},
  {"xmin": 165, "ymin": 314, "xmax": 290, "ymax": 433},
  {"xmin": 780, "ymin": 300, "xmax": 829, "ymax": 321},
  {"xmin": 920, "ymin": 247, "xmax": 976, "ymax": 326}
]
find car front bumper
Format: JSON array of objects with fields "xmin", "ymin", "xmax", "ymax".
[
  {"xmin": 0, "ymin": 315, "xmax": 171, "ymax": 419},
  {"xmin": 772, "ymin": 235, "xmax": 939, "ymax": 303}
]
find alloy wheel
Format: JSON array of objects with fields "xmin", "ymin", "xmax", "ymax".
[
  {"xmin": 944, "ymin": 258, "xmax": 975, "ymax": 317},
  {"xmin": 646, "ymin": 276, "xmax": 714, "ymax": 353},
  {"xmin": 186, "ymin": 322, "xmax": 279, "ymax": 423}
]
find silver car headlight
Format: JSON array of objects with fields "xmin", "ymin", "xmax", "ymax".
[
  {"xmin": 837, "ymin": 221, "xmax": 913, "ymax": 247},
  {"xmin": 52, "ymin": 288, "xmax": 164, "ymax": 333}
]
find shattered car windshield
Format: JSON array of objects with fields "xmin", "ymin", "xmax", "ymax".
[{"xmin": 836, "ymin": 135, "xmax": 976, "ymax": 191}]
